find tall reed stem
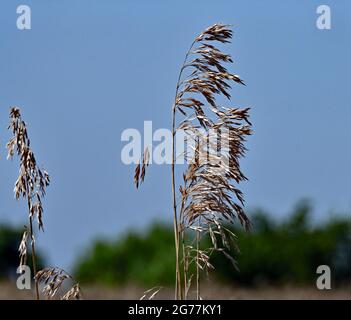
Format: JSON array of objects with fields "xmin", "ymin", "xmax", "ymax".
[
  {"xmin": 171, "ymin": 40, "xmax": 197, "ymax": 300},
  {"xmin": 196, "ymin": 228, "xmax": 200, "ymax": 300},
  {"xmin": 29, "ymin": 217, "xmax": 39, "ymax": 300},
  {"xmin": 26, "ymin": 178, "xmax": 39, "ymax": 300},
  {"xmin": 171, "ymin": 105, "xmax": 182, "ymax": 300}
]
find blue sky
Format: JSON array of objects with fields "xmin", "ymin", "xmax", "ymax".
[{"xmin": 0, "ymin": 0, "xmax": 350, "ymax": 270}]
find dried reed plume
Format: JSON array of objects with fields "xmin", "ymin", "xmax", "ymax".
[
  {"xmin": 7, "ymin": 107, "xmax": 50, "ymax": 299},
  {"xmin": 35, "ymin": 267, "xmax": 82, "ymax": 300},
  {"xmin": 134, "ymin": 24, "xmax": 252, "ymax": 300},
  {"xmin": 7, "ymin": 107, "xmax": 81, "ymax": 300}
]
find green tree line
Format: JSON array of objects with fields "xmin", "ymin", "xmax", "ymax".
[{"xmin": 74, "ymin": 201, "xmax": 351, "ymax": 287}]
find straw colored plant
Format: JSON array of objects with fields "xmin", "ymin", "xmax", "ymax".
[
  {"xmin": 6, "ymin": 107, "xmax": 81, "ymax": 300},
  {"xmin": 134, "ymin": 24, "xmax": 252, "ymax": 299},
  {"xmin": 35, "ymin": 267, "xmax": 82, "ymax": 300}
]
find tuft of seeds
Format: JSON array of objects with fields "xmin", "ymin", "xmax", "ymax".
[
  {"xmin": 134, "ymin": 147, "xmax": 150, "ymax": 188},
  {"xmin": 132, "ymin": 24, "xmax": 252, "ymax": 300},
  {"xmin": 35, "ymin": 267, "xmax": 82, "ymax": 300},
  {"xmin": 175, "ymin": 24, "xmax": 252, "ymax": 299},
  {"xmin": 6, "ymin": 107, "xmax": 50, "ymax": 299},
  {"xmin": 61, "ymin": 284, "xmax": 82, "ymax": 300},
  {"xmin": 6, "ymin": 107, "xmax": 81, "ymax": 300},
  {"xmin": 7, "ymin": 107, "xmax": 50, "ymax": 231}
]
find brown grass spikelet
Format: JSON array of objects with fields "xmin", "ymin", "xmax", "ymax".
[
  {"xmin": 18, "ymin": 226, "xmax": 28, "ymax": 268},
  {"xmin": 134, "ymin": 147, "xmax": 150, "ymax": 188},
  {"xmin": 61, "ymin": 284, "xmax": 82, "ymax": 300},
  {"xmin": 35, "ymin": 267, "xmax": 82, "ymax": 300},
  {"xmin": 140, "ymin": 286, "xmax": 163, "ymax": 300}
]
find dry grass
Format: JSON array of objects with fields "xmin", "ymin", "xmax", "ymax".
[
  {"xmin": 134, "ymin": 24, "xmax": 252, "ymax": 300},
  {"xmin": 4, "ymin": 24, "xmax": 252, "ymax": 301},
  {"xmin": 7, "ymin": 107, "xmax": 50, "ymax": 299},
  {"xmin": 35, "ymin": 267, "xmax": 82, "ymax": 300},
  {"xmin": 6, "ymin": 107, "xmax": 81, "ymax": 300}
]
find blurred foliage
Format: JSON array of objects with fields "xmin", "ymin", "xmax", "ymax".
[
  {"xmin": 74, "ymin": 201, "xmax": 351, "ymax": 287},
  {"xmin": 0, "ymin": 224, "xmax": 44, "ymax": 279},
  {"xmin": 3, "ymin": 201, "xmax": 349, "ymax": 287},
  {"xmin": 75, "ymin": 224, "xmax": 176, "ymax": 286},
  {"xmin": 212, "ymin": 201, "xmax": 351, "ymax": 286}
]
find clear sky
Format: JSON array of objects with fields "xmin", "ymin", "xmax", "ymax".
[{"xmin": 0, "ymin": 0, "xmax": 350, "ymax": 270}]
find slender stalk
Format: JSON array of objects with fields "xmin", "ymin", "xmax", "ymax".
[
  {"xmin": 179, "ymin": 197, "xmax": 187, "ymax": 299},
  {"xmin": 171, "ymin": 106, "xmax": 181, "ymax": 300},
  {"xmin": 26, "ymin": 183, "xmax": 39, "ymax": 300},
  {"xmin": 172, "ymin": 40, "xmax": 197, "ymax": 300},
  {"xmin": 196, "ymin": 225, "xmax": 200, "ymax": 300},
  {"xmin": 29, "ymin": 217, "xmax": 39, "ymax": 300},
  {"xmin": 182, "ymin": 241, "xmax": 187, "ymax": 299}
]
